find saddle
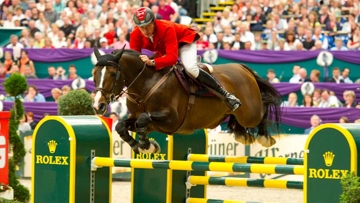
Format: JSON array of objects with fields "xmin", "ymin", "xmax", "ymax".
[{"xmin": 173, "ymin": 62, "xmax": 216, "ymax": 97}]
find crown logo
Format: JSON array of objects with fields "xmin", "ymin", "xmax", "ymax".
[
  {"xmin": 48, "ymin": 140, "xmax": 57, "ymax": 154},
  {"xmin": 149, "ymin": 138, "xmax": 155, "ymax": 141},
  {"xmin": 323, "ymin": 151, "xmax": 335, "ymax": 167}
]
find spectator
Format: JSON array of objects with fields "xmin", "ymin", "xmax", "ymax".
[
  {"xmin": 7, "ymin": 64, "xmax": 21, "ymax": 77},
  {"xmin": 239, "ymin": 22, "xmax": 255, "ymax": 45},
  {"xmin": 223, "ymin": 25, "xmax": 235, "ymax": 44},
  {"xmin": 43, "ymin": 37, "xmax": 55, "ymax": 48},
  {"xmin": 61, "ymin": 85, "xmax": 71, "ymax": 95},
  {"xmin": 347, "ymin": 25, "xmax": 360, "ymax": 50},
  {"xmin": 26, "ymin": 112, "xmax": 38, "ymax": 129},
  {"xmin": 158, "ymin": 0, "xmax": 178, "ymax": 22},
  {"xmin": 51, "ymin": 88, "xmax": 62, "ymax": 103},
  {"xmin": 113, "ymin": 33, "xmax": 130, "ymax": 49},
  {"xmin": 104, "ymin": 23, "xmax": 117, "ymax": 47},
  {"xmin": 312, "ymin": 40, "xmax": 323, "ymax": 50},
  {"xmin": 330, "ymin": 38, "xmax": 348, "ymax": 50},
  {"xmin": 2, "ymin": 12, "xmax": 15, "ymax": 28},
  {"xmin": 44, "ymin": 2, "xmax": 57, "ymax": 24},
  {"xmin": 304, "ymin": 114, "xmax": 321, "ymax": 134},
  {"xmin": 214, "ymin": 32, "xmax": 224, "ymax": 49},
  {"xmin": 339, "ymin": 67, "xmax": 353, "ymax": 84},
  {"xmin": 312, "ymin": 88, "xmax": 322, "ymax": 106},
  {"xmin": 99, "ymin": 37, "xmax": 109, "ymax": 49},
  {"xmin": 68, "ymin": 65, "xmax": 80, "ymax": 80},
  {"xmin": 319, "ymin": 5, "xmax": 330, "ymax": 25},
  {"xmin": 308, "ymin": 11, "xmax": 319, "ymax": 28},
  {"xmin": 19, "ymin": 29, "xmax": 31, "ymax": 48},
  {"xmin": 28, "ymin": 20, "xmax": 40, "ymax": 37},
  {"xmin": 281, "ymin": 92, "xmax": 299, "ymax": 107},
  {"xmin": 252, "ymin": 33, "xmax": 262, "ymax": 50},
  {"xmin": 343, "ymin": 90, "xmax": 357, "ymax": 108},
  {"xmin": 20, "ymin": 9, "xmax": 32, "ymax": 27},
  {"xmin": 326, "ymin": 13, "xmax": 341, "ymax": 32},
  {"xmin": 272, "ymin": 12, "xmax": 288, "ymax": 32},
  {"xmin": 60, "ymin": 16, "xmax": 76, "ymax": 39},
  {"xmin": 34, "ymin": 32, "xmax": 45, "ymax": 48},
  {"xmin": 267, "ymin": 30, "xmax": 279, "ymax": 50},
  {"xmin": 0, "ymin": 63, "xmax": 7, "ymax": 79},
  {"xmin": 274, "ymin": 38, "xmax": 286, "ymax": 50},
  {"xmin": 6, "ymin": 35, "xmax": 24, "ymax": 49},
  {"xmin": 17, "ymin": 50, "xmax": 35, "ymax": 75},
  {"xmin": 23, "ymin": 64, "xmax": 37, "ymax": 79},
  {"xmin": 18, "ymin": 114, "xmax": 31, "ymax": 132},
  {"xmin": 47, "ymin": 66, "xmax": 56, "ymax": 79},
  {"xmin": 4, "ymin": 51, "xmax": 14, "ymax": 72},
  {"xmin": 355, "ymin": 118, "xmax": 360, "ymax": 123},
  {"xmin": 151, "ymin": 5, "xmax": 163, "ymax": 19},
  {"xmin": 73, "ymin": 30, "xmax": 87, "ymax": 49},
  {"xmin": 24, "ymin": 85, "xmax": 46, "ymax": 102},
  {"xmin": 339, "ymin": 116, "xmax": 350, "ymax": 123},
  {"xmin": 53, "ymin": 66, "xmax": 67, "ymax": 80},
  {"xmin": 52, "ymin": 30, "xmax": 67, "ymax": 48},
  {"xmin": 203, "ymin": 27, "xmax": 218, "ymax": 44},
  {"xmin": 302, "ymin": 28, "xmax": 315, "ymax": 50},
  {"xmin": 231, "ymin": 33, "xmax": 243, "ymax": 50},
  {"xmin": 53, "ymin": 0, "xmax": 65, "ymax": 14},
  {"xmin": 318, "ymin": 89, "xmax": 339, "ymax": 107},
  {"xmin": 310, "ymin": 69, "xmax": 320, "ymax": 82},
  {"xmin": 285, "ymin": 31, "xmax": 301, "ymax": 50},
  {"xmin": 266, "ymin": 69, "xmax": 280, "ymax": 83},
  {"xmin": 196, "ymin": 32, "xmax": 209, "ymax": 50},
  {"xmin": 326, "ymin": 67, "xmax": 344, "ymax": 83},
  {"xmin": 289, "ymin": 65, "xmax": 301, "ymax": 83},
  {"xmin": 301, "ymin": 94, "xmax": 314, "ymax": 107},
  {"xmin": 13, "ymin": 7, "xmax": 25, "ymax": 22},
  {"xmin": 109, "ymin": 112, "xmax": 119, "ymax": 132},
  {"xmin": 313, "ymin": 23, "xmax": 329, "ymax": 50},
  {"xmin": 298, "ymin": 68, "xmax": 311, "ymax": 83}
]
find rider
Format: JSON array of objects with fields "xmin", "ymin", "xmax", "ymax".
[{"xmin": 130, "ymin": 7, "xmax": 241, "ymax": 111}]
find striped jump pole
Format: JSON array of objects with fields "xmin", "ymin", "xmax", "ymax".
[
  {"xmin": 92, "ymin": 157, "xmax": 304, "ymax": 175},
  {"xmin": 188, "ymin": 154, "xmax": 303, "ymax": 165},
  {"xmin": 186, "ymin": 197, "xmax": 277, "ymax": 203},
  {"xmin": 187, "ymin": 175, "xmax": 303, "ymax": 189}
]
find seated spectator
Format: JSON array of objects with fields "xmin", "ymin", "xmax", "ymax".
[
  {"xmin": 47, "ymin": 66, "xmax": 56, "ymax": 79},
  {"xmin": 34, "ymin": 32, "xmax": 45, "ymax": 48},
  {"xmin": 330, "ymin": 38, "xmax": 349, "ymax": 50},
  {"xmin": 203, "ymin": 26, "xmax": 218, "ymax": 44},
  {"xmin": 243, "ymin": 41, "xmax": 252, "ymax": 50},
  {"xmin": 347, "ymin": 25, "xmax": 360, "ymax": 50},
  {"xmin": 296, "ymin": 42, "xmax": 305, "ymax": 50},
  {"xmin": 289, "ymin": 65, "xmax": 301, "ymax": 83},
  {"xmin": 4, "ymin": 51, "xmax": 14, "ymax": 72},
  {"xmin": 285, "ymin": 31, "xmax": 301, "ymax": 50},
  {"xmin": 68, "ymin": 64, "xmax": 80, "ymax": 80},
  {"xmin": 104, "ymin": 23, "xmax": 117, "ymax": 47},
  {"xmin": 343, "ymin": 90, "xmax": 357, "ymax": 108},
  {"xmin": 196, "ymin": 32, "xmax": 209, "ymax": 50},
  {"xmin": 312, "ymin": 40, "xmax": 324, "ymax": 50},
  {"xmin": 19, "ymin": 28, "xmax": 31, "ymax": 48},
  {"xmin": 99, "ymin": 37, "xmax": 109, "ymax": 49},
  {"xmin": 267, "ymin": 30, "xmax": 279, "ymax": 50},
  {"xmin": 325, "ymin": 13, "xmax": 341, "ymax": 33},
  {"xmin": 73, "ymin": 30, "xmax": 87, "ymax": 49},
  {"xmin": 342, "ymin": 14, "xmax": 356, "ymax": 34},
  {"xmin": 0, "ymin": 63, "xmax": 7, "ymax": 79},
  {"xmin": 17, "ymin": 50, "xmax": 35, "ymax": 75},
  {"xmin": 43, "ymin": 37, "xmax": 55, "ymax": 48},
  {"xmin": 274, "ymin": 38, "xmax": 286, "ymax": 50},
  {"xmin": 304, "ymin": 114, "xmax": 321, "ymax": 134},
  {"xmin": 310, "ymin": 69, "xmax": 320, "ymax": 82},
  {"xmin": 339, "ymin": 67, "xmax": 353, "ymax": 84},
  {"xmin": 158, "ymin": 0, "xmax": 177, "ymax": 22},
  {"xmin": 298, "ymin": 68, "xmax": 311, "ymax": 83},
  {"xmin": 318, "ymin": 89, "xmax": 339, "ymax": 107},
  {"xmin": 302, "ymin": 28, "xmax": 315, "ymax": 50},
  {"xmin": 3, "ymin": 13, "xmax": 15, "ymax": 28},
  {"xmin": 312, "ymin": 89, "xmax": 322, "ymax": 106},
  {"xmin": 339, "ymin": 116, "xmax": 350, "ymax": 123},
  {"xmin": 261, "ymin": 40, "xmax": 268, "ymax": 50},
  {"xmin": 6, "ymin": 34, "xmax": 24, "ymax": 49},
  {"xmin": 301, "ymin": 94, "xmax": 314, "ymax": 107},
  {"xmin": 266, "ymin": 69, "xmax": 280, "ymax": 83},
  {"xmin": 326, "ymin": 67, "xmax": 345, "ymax": 83},
  {"xmin": 231, "ymin": 33, "xmax": 244, "ymax": 50},
  {"xmin": 355, "ymin": 118, "xmax": 360, "ymax": 123},
  {"xmin": 113, "ymin": 33, "xmax": 130, "ymax": 49},
  {"xmin": 319, "ymin": 5, "xmax": 330, "ymax": 25},
  {"xmin": 263, "ymin": 21, "xmax": 274, "ymax": 40},
  {"xmin": 23, "ymin": 64, "xmax": 38, "ymax": 79},
  {"xmin": 7, "ymin": 64, "xmax": 21, "ymax": 77},
  {"xmin": 272, "ymin": 12, "xmax": 288, "ymax": 32},
  {"xmin": 308, "ymin": 11, "xmax": 319, "ymax": 28},
  {"xmin": 51, "ymin": 88, "xmax": 62, "ymax": 103},
  {"xmin": 223, "ymin": 25, "xmax": 235, "ymax": 44},
  {"xmin": 109, "ymin": 112, "xmax": 119, "ymax": 132},
  {"xmin": 313, "ymin": 23, "xmax": 328, "ymax": 50},
  {"xmin": 26, "ymin": 111, "xmax": 38, "ymax": 130},
  {"xmin": 53, "ymin": 66, "xmax": 67, "ymax": 80},
  {"xmin": 252, "ymin": 33, "xmax": 262, "ymax": 50},
  {"xmin": 214, "ymin": 32, "xmax": 224, "ymax": 50},
  {"xmin": 239, "ymin": 22, "xmax": 254, "ymax": 45},
  {"xmin": 222, "ymin": 42, "xmax": 232, "ymax": 50},
  {"xmin": 61, "ymin": 85, "xmax": 72, "ymax": 96},
  {"xmin": 24, "ymin": 85, "xmax": 46, "ymax": 102},
  {"xmin": 18, "ymin": 114, "xmax": 32, "ymax": 132},
  {"xmin": 281, "ymin": 92, "xmax": 299, "ymax": 107}
]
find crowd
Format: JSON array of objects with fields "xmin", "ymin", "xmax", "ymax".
[
  {"xmin": 0, "ymin": 0, "xmax": 359, "ymax": 131},
  {"xmin": 0, "ymin": 0, "xmax": 359, "ymax": 50}
]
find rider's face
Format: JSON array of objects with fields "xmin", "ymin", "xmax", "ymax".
[{"xmin": 138, "ymin": 21, "xmax": 155, "ymax": 38}]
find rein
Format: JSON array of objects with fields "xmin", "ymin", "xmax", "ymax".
[{"xmin": 126, "ymin": 66, "xmax": 174, "ymax": 109}]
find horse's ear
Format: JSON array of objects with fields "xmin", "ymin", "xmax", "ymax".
[
  {"xmin": 113, "ymin": 45, "xmax": 126, "ymax": 62},
  {"xmin": 93, "ymin": 46, "xmax": 102, "ymax": 60}
]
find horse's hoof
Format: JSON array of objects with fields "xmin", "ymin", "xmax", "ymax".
[
  {"xmin": 235, "ymin": 134, "xmax": 255, "ymax": 145},
  {"xmin": 138, "ymin": 140, "xmax": 161, "ymax": 154},
  {"xmin": 257, "ymin": 136, "xmax": 276, "ymax": 147}
]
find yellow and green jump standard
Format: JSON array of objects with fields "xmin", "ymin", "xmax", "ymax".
[{"xmin": 32, "ymin": 116, "xmax": 360, "ymax": 203}]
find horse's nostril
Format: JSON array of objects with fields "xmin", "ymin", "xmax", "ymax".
[{"xmin": 98, "ymin": 103, "xmax": 106, "ymax": 112}]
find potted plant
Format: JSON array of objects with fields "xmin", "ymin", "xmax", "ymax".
[{"xmin": 340, "ymin": 172, "xmax": 360, "ymax": 203}]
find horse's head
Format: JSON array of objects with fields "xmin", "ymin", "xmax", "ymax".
[{"xmin": 92, "ymin": 45, "xmax": 126, "ymax": 115}]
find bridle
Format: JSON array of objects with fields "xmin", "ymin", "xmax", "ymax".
[{"xmin": 95, "ymin": 60, "xmax": 147, "ymax": 104}]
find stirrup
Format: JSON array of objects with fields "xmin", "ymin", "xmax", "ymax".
[{"xmin": 225, "ymin": 95, "xmax": 241, "ymax": 111}]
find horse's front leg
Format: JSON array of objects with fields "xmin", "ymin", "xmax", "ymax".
[
  {"xmin": 115, "ymin": 118, "xmax": 141, "ymax": 153},
  {"xmin": 135, "ymin": 112, "xmax": 162, "ymax": 154}
]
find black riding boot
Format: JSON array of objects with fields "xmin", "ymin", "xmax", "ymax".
[{"xmin": 197, "ymin": 69, "xmax": 241, "ymax": 111}]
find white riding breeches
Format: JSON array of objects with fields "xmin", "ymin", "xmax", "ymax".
[{"xmin": 179, "ymin": 43, "xmax": 200, "ymax": 78}]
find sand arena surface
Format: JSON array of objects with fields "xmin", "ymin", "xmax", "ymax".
[{"xmin": 21, "ymin": 179, "xmax": 303, "ymax": 203}]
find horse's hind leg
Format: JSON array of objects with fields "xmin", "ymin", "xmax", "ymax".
[
  {"xmin": 228, "ymin": 115, "xmax": 256, "ymax": 145},
  {"xmin": 135, "ymin": 112, "xmax": 161, "ymax": 153},
  {"xmin": 256, "ymin": 110, "xmax": 276, "ymax": 147}
]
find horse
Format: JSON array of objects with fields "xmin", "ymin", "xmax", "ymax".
[{"xmin": 92, "ymin": 46, "xmax": 282, "ymax": 154}]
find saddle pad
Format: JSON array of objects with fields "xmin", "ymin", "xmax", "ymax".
[{"xmin": 173, "ymin": 64, "xmax": 216, "ymax": 97}]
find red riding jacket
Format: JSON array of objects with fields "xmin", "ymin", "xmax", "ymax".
[{"xmin": 130, "ymin": 20, "xmax": 199, "ymax": 70}]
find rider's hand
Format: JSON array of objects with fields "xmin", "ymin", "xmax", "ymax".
[{"xmin": 139, "ymin": 55, "xmax": 154, "ymax": 66}]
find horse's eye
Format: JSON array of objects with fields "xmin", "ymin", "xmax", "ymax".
[{"xmin": 110, "ymin": 72, "xmax": 116, "ymax": 77}]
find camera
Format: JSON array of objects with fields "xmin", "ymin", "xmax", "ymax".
[{"xmin": 217, "ymin": 17, "xmax": 221, "ymax": 21}]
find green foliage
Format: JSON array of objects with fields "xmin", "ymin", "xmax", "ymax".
[
  {"xmin": 0, "ymin": 198, "xmax": 24, "ymax": 203},
  {"xmin": 3, "ymin": 76, "xmax": 30, "ymax": 202},
  {"xmin": 3, "ymin": 74, "xmax": 28, "ymax": 97},
  {"xmin": 58, "ymin": 90, "xmax": 95, "ymax": 115},
  {"xmin": 340, "ymin": 172, "xmax": 360, "ymax": 203}
]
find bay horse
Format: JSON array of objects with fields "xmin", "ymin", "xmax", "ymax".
[{"xmin": 92, "ymin": 46, "xmax": 282, "ymax": 154}]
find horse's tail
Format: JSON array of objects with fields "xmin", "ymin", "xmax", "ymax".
[{"xmin": 240, "ymin": 64, "xmax": 282, "ymax": 134}]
